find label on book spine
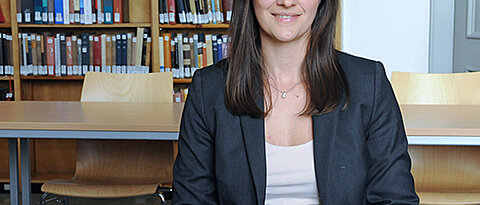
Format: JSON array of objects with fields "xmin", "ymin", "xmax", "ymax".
[
  {"xmin": 17, "ymin": 13, "xmax": 22, "ymax": 23},
  {"xmin": 49, "ymin": 12, "xmax": 54, "ymax": 22}
]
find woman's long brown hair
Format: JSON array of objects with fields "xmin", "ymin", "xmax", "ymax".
[{"xmin": 225, "ymin": 0, "xmax": 349, "ymax": 118}]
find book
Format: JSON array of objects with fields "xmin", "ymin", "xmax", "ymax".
[
  {"xmin": 135, "ymin": 28, "xmax": 144, "ymax": 66},
  {"xmin": 105, "ymin": 35, "xmax": 111, "ymax": 72},
  {"xmin": 84, "ymin": 0, "xmax": 93, "ymax": 24},
  {"xmin": 101, "ymin": 34, "xmax": 106, "ymax": 72},
  {"xmin": 115, "ymin": 34, "xmax": 121, "ymax": 73},
  {"xmin": 103, "ymin": 0, "xmax": 113, "ymax": 24},
  {"xmin": 33, "ymin": 0, "xmax": 42, "ymax": 23},
  {"xmin": 17, "ymin": 0, "xmax": 23, "ymax": 23},
  {"xmin": 60, "ymin": 34, "xmax": 67, "ymax": 75},
  {"xmin": 41, "ymin": 0, "xmax": 48, "ymax": 23},
  {"xmin": 121, "ymin": 34, "xmax": 127, "ymax": 73},
  {"xmin": 74, "ymin": 0, "xmax": 80, "ymax": 23},
  {"xmin": 159, "ymin": 36, "xmax": 164, "ymax": 72},
  {"xmin": 111, "ymin": 35, "xmax": 116, "ymax": 72},
  {"xmin": 145, "ymin": 37, "xmax": 151, "ymax": 72},
  {"xmin": 76, "ymin": 37, "xmax": 82, "ymax": 75},
  {"xmin": 212, "ymin": 34, "xmax": 217, "ymax": 64},
  {"xmin": 54, "ymin": 0, "xmax": 63, "ymax": 23},
  {"xmin": 93, "ymin": 35, "xmax": 101, "ymax": 72},
  {"xmin": 81, "ymin": 34, "xmax": 89, "ymax": 75},
  {"xmin": 88, "ymin": 35, "xmax": 94, "ymax": 71},
  {"xmin": 69, "ymin": 0, "xmax": 75, "ymax": 24},
  {"xmin": 205, "ymin": 34, "xmax": 213, "ymax": 66},
  {"xmin": 79, "ymin": 0, "xmax": 85, "ymax": 23},
  {"xmin": 71, "ymin": 35, "xmax": 78, "ymax": 75},
  {"xmin": 47, "ymin": 0, "xmax": 54, "ymax": 23},
  {"xmin": 113, "ymin": 0, "xmax": 122, "ymax": 23},
  {"xmin": 63, "ymin": 0, "xmax": 70, "ymax": 24},
  {"xmin": 66, "ymin": 36, "xmax": 73, "ymax": 75},
  {"xmin": 175, "ymin": 0, "xmax": 186, "ymax": 23},
  {"xmin": 23, "ymin": 0, "xmax": 34, "ymax": 23},
  {"xmin": 223, "ymin": 0, "xmax": 232, "ymax": 22},
  {"xmin": 122, "ymin": 0, "xmax": 129, "ymax": 23},
  {"xmin": 0, "ymin": 34, "xmax": 4, "ymax": 75},
  {"xmin": 97, "ymin": 0, "xmax": 103, "ymax": 23}
]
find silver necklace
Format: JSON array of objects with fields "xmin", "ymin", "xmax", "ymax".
[{"xmin": 270, "ymin": 81, "xmax": 301, "ymax": 99}]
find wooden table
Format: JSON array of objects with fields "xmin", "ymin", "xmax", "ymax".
[
  {"xmin": 0, "ymin": 101, "xmax": 184, "ymax": 205},
  {"xmin": 400, "ymin": 104, "xmax": 480, "ymax": 145},
  {"xmin": 1, "ymin": 102, "xmax": 480, "ymax": 205}
]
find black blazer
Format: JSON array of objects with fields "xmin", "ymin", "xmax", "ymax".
[{"xmin": 172, "ymin": 51, "xmax": 419, "ymax": 204}]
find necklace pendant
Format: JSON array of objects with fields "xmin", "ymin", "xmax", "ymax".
[{"xmin": 281, "ymin": 92, "xmax": 287, "ymax": 99}]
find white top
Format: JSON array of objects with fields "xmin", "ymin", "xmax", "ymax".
[{"xmin": 265, "ymin": 140, "xmax": 320, "ymax": 205}]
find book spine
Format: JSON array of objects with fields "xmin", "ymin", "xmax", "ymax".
[
  {"xmin": 135, "ymin": 28, "xmax": 144, "ymax": 65},
  {"xmin": 80, "ymin": 0, "xmax": 85, "ymax": 24},
  {"xmin": 93, "ymin": 35, "xmax": 101, "ymax": 72},
  {"xmin": 126, "ymin": 33, "xmax": 132, "ymax": 69},
  {"xmin": 66, "ymin": 36, "xmax": 73, "ymax": 75},
  {"xmin": 34, "ymin": 0, "xmax": 43, "ymax": 23},
  {"xmin": 71, "ymin": 35, "xmax": 78, "ymax": 75},
  {"xmin": 167, "ymin": 0, "xmax": 176, "ymax": 24},
  {"xmin": 69, "ymin": 0, "xmax": 75, "ymax": 23},
  {"xmin": 115, "ymin": 34, "xmax": 121, "ymax": 73},
  {"xmin": 159, "ymin": 36, "xmax": 164, "ymax": 72},
  {"xmin": 64, "ymin": 0, "xmax": 70, "ymax": 24},
  {"xmin": 97, "ymin": 0, "xmax": 103, "ymax": 23},
  {"xmin": 81, "ymin": 34, "xmax": 89, "ymax": 75},
  {"xmin": 54, "ymin": 0, "xmax": 63, "ymax": 24},
  {"xmin": 105, "ymin": 35, "xmax": 111, "ymax": 73},
  {"xmin": 88, "ymin": 35, "xmax": 93, "ymax": 71},
  {"xmin": 76, "ymin": 37, "xmax": 82, "ymax": 75},
  {"xmin": 113, "ymin": 0, "xmax": 122, "ymax": 23},
  {"xmin": 31, "ymin": 34, "xmax": 38, "ymax": 75},
  {"xmin": 212, "ymin": 34, "xmax": 217, "ymax": 64},
  {"xmin": 17, "ymin": 0, "xmax": 23, "ymax": 23},
  {"xmin": 193, "ymin": 34, "xmax": 199, "ymax": 75},
  {"xmin": 101, "ymin": 34, "xmax": 106, "ymax": 72},
  {"xmin": 170, "ymin": 36, "xmax": 175, "ymax": 74},
  {"xmin": 111, "ymin": 35, "xmax": 116, "ymax": 73},
  {"xmin": 60, "ymin": 34, "xmax": 67, "ymax": 75},
  {"xmin": 84, "ymin": 0, "xmax": 92, "ymax": 24},
  {"xmin": 223, "ymin": 0, "xmax": 232, "ymax": 22},
  {"xmin": 42, "ymin": 0, "xmax": 48, "ymax": 23},
  {"xmin": 74, "ymin": 0, "xmax": 80, "ymax": 23},
  {"xmin": 104, "ymin": 0, "xmax": 113, "ymax": 24},
  {"xmin": 121, "ymin": 34, "xmax": 127, "ymax": 73},
  {"xmin": 145, "ymin": 37, "xmax": 151, "ymax": 73},
  {"xmin": 175, "ymin": 0, "xmax": 186, "ymax": 23},
  {"xmin": 23, "ymin": 0, "xmax": 33, "ymax": 23},
  {"xmin": 122, "ymin": 0, "xmax": 129, "ymax": 23},
  {"xmin": 0, "ymin": 34, "xmax": 4, "ymax": 75}
]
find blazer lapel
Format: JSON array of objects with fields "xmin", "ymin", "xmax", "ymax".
[
  {"xmin": 312, "ymin": 108, "xmax": 340, "ymax": 204},
  {"xmin": 239, "ymin": 95, "xmax": 266, "ymax": 205}
]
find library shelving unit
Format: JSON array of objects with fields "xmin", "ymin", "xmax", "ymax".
[{"xmin": 0, "ymin": 0, "xmax": 230, "ymax": 183}]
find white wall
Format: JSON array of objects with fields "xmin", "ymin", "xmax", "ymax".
[{"xmin": 342, "ymin": 0, "xmax": 431, "ymax": 78}]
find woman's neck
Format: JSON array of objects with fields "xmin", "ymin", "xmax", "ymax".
[{"xmin": 260, "ymin": 32, "xmax": 309, "ymax": 84}]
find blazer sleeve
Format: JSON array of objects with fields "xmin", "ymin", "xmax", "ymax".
[
  {"xmin": 365, "ymin": 62, "xmax": 419, "ymax": 204},
  {"xmin": 172, "ymin": 70, "xmax": 218, "ymax": 204}
]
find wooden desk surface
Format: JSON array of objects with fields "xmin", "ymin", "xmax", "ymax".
[
  {"xmin": 1, "ymin": 102, "xmax": 479, "ymax": 137},
  {"xmin": 400, "ymin": 104, "xmax": 480, "ymax": 136},
  {"xmin": 0, "ymin": 101, "xmax": 184, "ymax": 132}
]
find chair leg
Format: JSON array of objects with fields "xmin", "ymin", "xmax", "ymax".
[
  {"xmin": 38, "ymin": 193, "xmax": 59, "ymax": 205},
  {"xmin": 156, "ymin": 186, "xmax": 173, "ymax": 205},
  {"xmin": 62, "ymin": 197, "xmax": 69, "ymax": 205}
]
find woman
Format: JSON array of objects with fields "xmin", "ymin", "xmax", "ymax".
[{"xmin": 173, "ymin": 0, "xmax": 419, "ymax": 204}]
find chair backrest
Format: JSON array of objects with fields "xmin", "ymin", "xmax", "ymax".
[
  {"xmin": 81, "ymin": 72, "xmax": 173, "ymax": 103},
  {"xmin": 75, "ymin": 72, "xmax": 174, "ymax": 184},
  {"xmin": 391, "ymin": 71, "xmax": 480, "ymax": 192},
  {"xmin": 391, "ymin": 71, "xmax": 480, "ymax": 104}
]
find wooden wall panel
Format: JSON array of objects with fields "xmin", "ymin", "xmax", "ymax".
[
  {"xmin": 0, "ymin": 139, "xmax": 8, "ymax": 175},
  {"xmin": 129, "ymin": 0, "xmax": 151, "ymax": 23},
  {"xmin": 0, "ymin": 0, "xmax": 11, "ymax": 23},
  {"xmin": 33, "ymin": 139, "xmax": 76, "ymax": 176},
  {"xmin": 21, "ymin": 80, "xmax": 83, "ymax": 101}
]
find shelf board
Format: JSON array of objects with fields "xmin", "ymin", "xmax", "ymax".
[
  {"xmin": 21, "ymin": 76, "xmax": 191, "ymax": 83},
  {"xmin": 173, "ymin": 78, "xmax": 192, "ymax": 83},
  {"xmin": 0, "ymin": 23, "xmax": 12, "ymax": 28},
  {"xmin": 18, "ymin": 23, "xmax": 151, "ymax": 28},
  {"xmin": 0, "ymin": 76, "xmax": 13, "ymax": 81},
  {"xmin": 21, "ymin": 76, "xmax": 85, "ymax": 80},
  {"xmin": 160, "ymin": 24, "xmax": 229, "ymax": 29}
]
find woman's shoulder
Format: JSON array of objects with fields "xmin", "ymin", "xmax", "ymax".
[
  {"xmin": 336, "ymin": 50, "xmax": 382, "ymax": 77},
  {"xmin": 192, "ymin": 59, "xmax": 228, "ymax": 83}
]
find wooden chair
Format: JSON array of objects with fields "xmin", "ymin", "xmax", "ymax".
[
  {"xmin": 40, "ymin": 72, "xmax": 174, "ymax": 204},
  {"xmin": 391, "ymin": 71, "xmax": 480, "ymax": 204},
  {"xmin": 391, "ymin": 71, "xmax": 480, "ymax": 105}
]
